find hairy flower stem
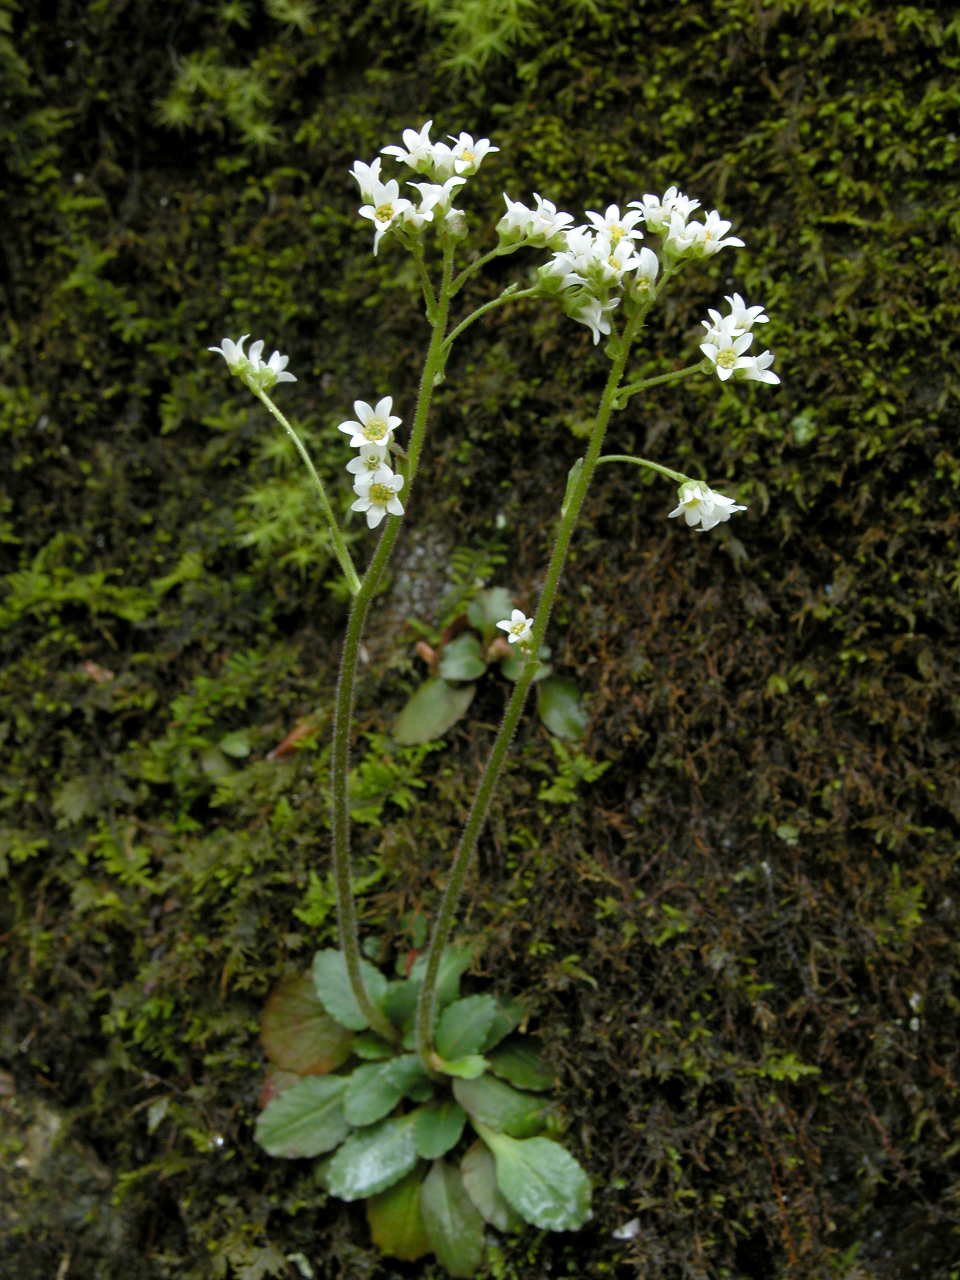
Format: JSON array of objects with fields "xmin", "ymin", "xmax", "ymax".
[
  {"xmin": 331, "ymin": 247, "xmax": 454, "ymax": 1043},
  {"xmin": 255, "ymin": 389, "xmax": 362, "ymax": 595},
  {"xmin": 414, "ymin": 309, "xmax": 645, "ymax": 1068}
]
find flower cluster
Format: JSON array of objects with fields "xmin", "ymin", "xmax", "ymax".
[
  {"xmin": 668, "ymin": 481, "xmax": 747, "ymax": 532},
  {"xmin": 336, "ymin": 397, "xmax": 406, "ymax": 528},
  {"xmin": 208, "ymin": 334, "xmax": 297, "ymax": 393},
  {"xmin": 351, "ymin": 121, "xmax": 498, "ymax": 255},
  {"xmin": 698, "ymin": 292, "xmax": 780, "ymax": 385},
  {"xmin": 494, "ymin": 184, "xmax": 752, "ymax": 346}
]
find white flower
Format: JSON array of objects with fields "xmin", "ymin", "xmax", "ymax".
[
  {"xmin": 668, "ymin": 481, "xmax": 747, "ymax": 532},
  {"xmin": 496, "ymin": 609, "xmax": 534, "ymax": 645},
  {"xmin": 582, "ymin": 203, "xmax": 644, "ymax": 245},
  {"xmin": 565, "ymin": 294, "xmax": 619, "ymax": 344},
  {"xmin": 345, "ymin": 443, "xmax": 393, "ymax": 489},
  {"xmin": 351, "ymin": 471, "xmax": 405, "ymax": 528},
  {"xmin": 628, "ymin": 245, "xmax": 660, "ymax": 299},
  {"xmin": 497, "ymin": 193, "xmax": 535, "ymax": 241},
  {"xmin": 382, "ymin": 121, "xmax": 451, "ymax": 176},
  {"xmin": 668, "ymin": 208, "xmax": 744, "ymax": 258},
  {"xmin": 349, "ymin": 157, "xmax": 384, "ymax": 203},
  {"xmin": 699, "ymin": 322, "xmax": 756, "ymax": 381},
  {"xmin": 407, "ymin": 175, "xmax": 467, "ymax": 215},
  {"xmin": 358, "ymin": 177, "xmax": 413, "ymax": 254},
  {"xmin": 447, "ymin": 131, "xmax": 499, "ymax": 175},
  {"xmin": 701, "ymin": 293, "xmax": 769, "ymax": 345},
  {"xmin": 337, "ymin": 397, "xmax": 402, "ymax": 449},
  {"xmin": 497, "ymin": 193, "xmax": 574, "ymax": 247},
  {"xmin": 208, "ymin": 333, "xmax": 251, "ymax": 373},
  {"xmin": 208, "ymin": 334, "xmax": 296, "ymax": 391},
  {"xmin": 628, "ymin": 186, "xmax": 701, "ymax": 234},
  {"xmin": 733, "ymin": 348, "xmax": 781, "ymax": 385}
]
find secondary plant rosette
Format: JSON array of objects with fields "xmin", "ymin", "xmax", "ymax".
[
  {"xmin": 255, "ymin": 945, "xmax": 590, "ymax": 1275},
  {"xmin": 207, "ymin": 118, "xmax": 781, "ymax": 1274}
]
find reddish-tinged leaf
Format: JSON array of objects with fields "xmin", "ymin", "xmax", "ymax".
[{"xmin": 261, "ymin": 972, "xmax": 353, "ymax": 1074}]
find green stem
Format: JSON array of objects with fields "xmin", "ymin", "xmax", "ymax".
[
  {"xmin": 414, "ymin": 307, "xmax": 646, "ymax": 1067},
  {"xmin": 596, "ymin": 454, "xmax": 689, "ymax": 485},
  {"xmin": 329, "ymin": 243, "xmax": 455, "ymax": 1044},
  {"xmin": 255, "ymin": 389, "xmax": 361, "ymax": 596},
  {"xmin": 440, "ymin": 285, "xmax": 538, "ymax": 357},
  {"xmin": 615, "ymin": 360, "xmax": 705, "ymax": 407},
  {"xmin": 449, "ymin": 241, "xmax": 522, "ymax": 295}
]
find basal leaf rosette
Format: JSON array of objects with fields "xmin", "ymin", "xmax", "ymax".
[{"xmin": 254, "ymin": 945, "xmax": 592, "ymax": 1274}]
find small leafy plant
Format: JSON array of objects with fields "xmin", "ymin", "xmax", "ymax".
[
  {"xmin": 207, "ymin": 118, "xmax": 780, "ymax": 1272},
  {"xmin": 395, "ymin": 584, "xmax": 587, "ymax": 744},
  {"xmin": 255, "ymin": 945, "xmax": 590, "ymax": 1275}
]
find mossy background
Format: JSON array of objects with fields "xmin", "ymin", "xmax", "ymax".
[{"xmin": 2, "ymin": 0, "xmax": 959, "ymax": 1276}]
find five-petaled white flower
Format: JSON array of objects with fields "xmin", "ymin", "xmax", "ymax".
[
  {"xmin": 382, "ymin": 121, "xmax": 448, "ymax": 174},
  {"xmin": 448, "ymin": 131, "xmax": 499, "ymax": 175},
  {"xmin": 496, "ymin": 610, "xmax": 534, "ymax": 645},
  {"xmin": 337, "ymin": 397, "xmax": 402, "ymax": 449},
  {"xmin": 351, "ymin": 471, "xmax": 405, "ymax": 528},
  {"xmin": 345, "ymin": 443, "xmax": 393, "ymax": 489},
  {"xmin": 358, "ymin": 177, "xmax": 413, "ymax": 254},
  {"xmin": 668, "ymin": 481, "xmax": 747, "ymax": 532}
]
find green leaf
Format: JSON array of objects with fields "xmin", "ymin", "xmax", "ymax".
[
  {"xmin": 478, "ymin": 1129, "xmax": 592, "ymax": 1230},
  {"xmin": 537, "ymin": 676, "xmax": 587, "ymax": 739},
  {"xmin": 351, "ymin": 1031, "xmax": 394, "ymax": 1060},
  {"xmin": 482, "ymin": 998, "xmax": 525, "ymax": 1053},
  {"xmin": 415, "ymin": 1101, "xmax": 467, "ymax": 1159},
  {"xmin": 421, "ymin": 1159, "xmax": 486, "ymax": 1278},
  {"xmin": 408, "ymin": 943, "xmax": 474, "ymax": 1014},
  {"xmin": 393, "ymin": 678, "xmax": 476, "ymax": 744},
  {"xmin": 461, "ymin": 1139, "xmax": 524, "ymax": 1232},
  {"xmin": 467, "ymin": 586, "xmax": 515, "ymax": 634},
  {"xmin": 260, "ymin": 972, "xmax": 354, "ymax": 1075},
  {"xmin": 324, "ymin": 1114, "xmax": 419, "ymax": 1200},
  {"xmin": 453, "ymin": 1074, "xmax": 549, "ymax": 1137},
  {"xmin": 487, "ymin": 1036, "xmax": 556, "ymax": 1092},
  {"xmin": 438, "ymin": 633, "xmax": 487, "ymax": 681},
  {"xmin": 435, "ymin": 994, "xmax": 499, "ymax": 1060},
  {"xmin": 311, "ymin": 949, "xmax": 388, "ymax": 1031},
  {"xmin": 382, "ymin": 975, "xmax": 420, "ymax": 1031},
  {"xmin": 254, "ymin": 1076, "xmax": 350, "ymax": 1159},
  {"xmin": 500, "ymin": 645, "xmax": 552, "ymax": 683},
  {"xmin": 344, "ymin": 1055, "xmax": 429, "ymax": 1127},
  {"xmin": 366, "ymin": 1168, "xmax": 431, "ymax": 1261},
  {"xmin": 435, "ymin": 1053, "xmax": 489, "ymax": 1080}
]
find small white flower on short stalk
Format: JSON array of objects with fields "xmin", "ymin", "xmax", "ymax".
[
  {"xmin": 701, "ymin": 299, "xmax": 767, "ymax": 346},
  {"xmin": 498, "ymin": 193, "xmax": 574, "ymax": 248},
  {"xmin": 497, "ymin": 193, "xmax": 535, "ymax": 242},
  {"xmin": 699, "ymin": 322, "xmax": 756, "ymax": 381},
  {"xmin": 351, "ymin": 471, "xmax": 405, "ymax": 529},
  {"xmin": 448, "ymin": 131, "xmax": 499, "ymax": 175},
  {"xmin": 667, "ymin": 208, "xmax": 744, "ymax": 259},
  {"xmin": 583, "ymin": 204, "xmax": 644, "ymax": 246},
  {"xmin": 626, "ymin": 245, "xmax": 660, "ymax": 301},
  {"xmin": 345, "ymin": 443, "xmax": 393, "ymax": 490},
  {"xmin": 337, "ymin": 397, "xmax": 402, "ymax": 449},
  {"xmin": 349, "ymin": 157, "xmax": 384, "ymax": 203},
  {"xmin": 208, "ymin": 334, "xmax": 296, "ymax": 392},
  {"xmin": 668, "ymin": 481, "xmax": 747, "ymax": 532},
  {"xmin": 628, "ymin": 186, "xmax": 701, "ymax": 234},
  {"xmin": 382, "ymin": 121, "xmax": 450, "ymax": 176},
  {"xmin": 497, "ymin": 609, "xmax": 534, "ymax": 646},
  {"xmin": 733, "ymin": 348, "xmax": 781, "ymax": 385},
  {"xmin": 407, "ymin": 175, "xmax": 467, "ymax": 216},
  {"xmin": 358, "ymin": 177, "xmax": 413, "ymax": 254},
  {"xmin": 565, "ymin": 293, "xmax": 619, "ymax": 345}
]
